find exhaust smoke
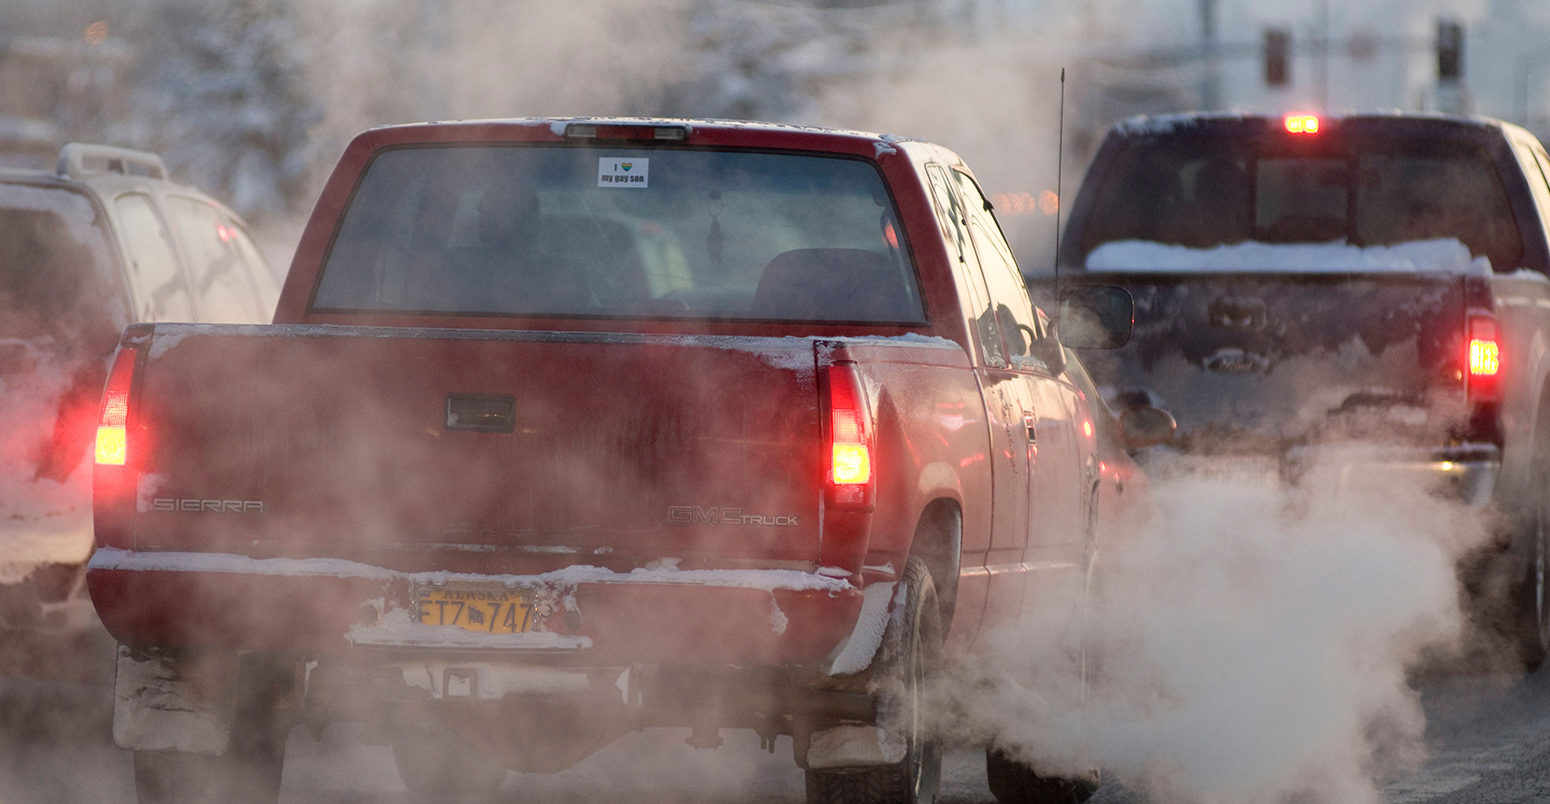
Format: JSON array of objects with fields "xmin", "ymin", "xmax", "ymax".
[{"xmin": 937, "ymin": 457, "xmax": 1495, "ymax": 804}]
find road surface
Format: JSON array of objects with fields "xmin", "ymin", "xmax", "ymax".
[{"xmin": 6, "ymin": 623, "xmax": 1550, "ymax": 802}]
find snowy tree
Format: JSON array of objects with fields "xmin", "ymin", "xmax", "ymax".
[{"xmin": 120, "ymin": 0, "xmax": 322, "ymax": 222}]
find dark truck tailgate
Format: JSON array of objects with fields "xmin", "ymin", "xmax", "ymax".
[
  {"xmin": 104, "ymin": 324, "xmax": 826, "ymax": 572},
  {"xmin": 1068, "ymin": 269, "xmax": 1480, "ymax": 454}
]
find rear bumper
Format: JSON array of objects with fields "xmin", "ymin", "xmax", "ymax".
[
  {"xmin": 1285, "ymin": 443, "xmax": 1500, "ymax": 506},
  {"xmin": 85, "ymin": 548, "xmax": 866, "ymax": 669}
]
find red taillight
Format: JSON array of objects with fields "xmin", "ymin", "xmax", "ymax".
[
  {"xmin": 826, "ymin": 362, "xmax": 874, "ymax": 507},
  {"xmin": 95, "ymin": 346, "xmax": 138, "ymax": 466},
  {"xmin": 1284, "ymin": 114, "xmax": 1320, "ymax": 134},
  {"xmin": 1467, "ymin": 314, "xmax": 1501, "ymax": 400}
]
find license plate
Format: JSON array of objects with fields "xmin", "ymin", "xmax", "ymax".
[{"xmin": 414, "ymin": 584, "xmax": 536, "ymax": 634}]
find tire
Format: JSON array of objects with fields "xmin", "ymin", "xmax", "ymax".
[
  {"xmin": 986, "ymin": 748, "xmax": 1099, "ymax": 804},
  {"xmin": 1516, "ymin": 473, "xmax": 1550, "ymax": 672},
  {"xmin": 391, "ymin": 723, "xmax": 508, "ymax": 799},
  {"xmin": 132, "ymin": 688, "xmax": 288, "ymax": 804},
  {"xmin": 983, "ymin": 492, "xmax": 1102, "ymax": 804},
  {"xmin": 806, "ymin": 556, "xmax": 943, "ymax": 804}
]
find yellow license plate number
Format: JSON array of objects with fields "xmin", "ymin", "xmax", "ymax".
[{"xmin": 414, "ymin": 586, "xmax": 535, "ymax": 634}]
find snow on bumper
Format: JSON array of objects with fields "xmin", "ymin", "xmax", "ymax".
[{"xmin": 85, "ymin": 548, "xmax": 865, "ymax": 666}]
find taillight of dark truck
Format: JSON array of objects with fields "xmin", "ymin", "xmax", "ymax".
[
  {"xmin": 1467, "ymin": 313, "xmax": 1501, "ymax": 401},
  {"xmin": 1457, "ymin": 310, "xmax": 1505, "ymax": 447}
]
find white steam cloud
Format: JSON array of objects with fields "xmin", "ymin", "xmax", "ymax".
[{"xmin": 937, "ymin": 458, "xmax": 1493, "ymax": 803}]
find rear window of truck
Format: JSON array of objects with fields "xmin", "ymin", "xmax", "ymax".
[
  {"xmin": 311, "ymin": 145, "xmax": 925, "ymax": 323},
  {"xmin": 1080, "ymin": 134, "xmax": 1523, "ymax": 272}
]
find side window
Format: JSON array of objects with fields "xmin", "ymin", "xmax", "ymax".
[
  {"xmin": 949, "ymin": 169, "xmax": 1046, "ymax": 363},
  {"xmin": 925, "ymin": 165, "xmax": 970, "ymax": 265},
  {"xmin": 165, "ymin": 195, "xmax": 268, "ymax": 323},
  {"xmin": 115, "ymin": 193, "xmax": 194, "ymax": 321},
  {"xmin": 1521, "ymin": 141, "xmax": 1550, "ymax": 273},
  {"xmin": 926, "ymin": 164, "xmax": 1004, "ymax": 368},
  {"xmin": 225, "ymin": 220, "xmax": 282, "ymax": 319}
]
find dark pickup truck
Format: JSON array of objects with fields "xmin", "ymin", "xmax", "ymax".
[
  {"xmin": 85, "ymin": 118, "xmax": 1142, "ymax": 804},
  {"xmin": 1046, "ymin": 111, "xmax": 1550, "ymax": 665}
]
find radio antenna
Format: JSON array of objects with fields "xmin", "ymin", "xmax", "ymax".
[{"xmin": 1053, "ymin": 67, "xmax": 1066, "ymax": 295}]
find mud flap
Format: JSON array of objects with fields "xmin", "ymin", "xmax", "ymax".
[
  {"xmin": 806, "ymin": 724, "xmax": 907, "ymax": 768},
  {"xmin": 112, "ymin": 645, "xmax": 238, "ymax": 754}
]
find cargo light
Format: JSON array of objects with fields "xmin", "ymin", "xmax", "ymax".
[
  {"xmin": 1467, "ymin": 314, "xmax": 1501, "ymax": 401},
  {"xmin": 95, "ymin": 346, "xmax": 139, "ymax": 466},
  {"xmin": 1284, "ymin": 114, "xmax": 1320, "ymax": 134},
  {"xmin": 564, "ymin": 123, "xmax": 690, "ymax": 142},
  {"xmin": 826, "ymin": 362, "xmax": 875, "ymax": 507}
]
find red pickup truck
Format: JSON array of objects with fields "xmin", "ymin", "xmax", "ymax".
[{"xmin": 85, "ymin": 118, "xmax": 1144, "ymax": 804}]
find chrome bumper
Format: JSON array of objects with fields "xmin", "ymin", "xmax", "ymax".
[{"xmin": 1286, "ymin": 443, "xmax": 1500, "ymax": 506}]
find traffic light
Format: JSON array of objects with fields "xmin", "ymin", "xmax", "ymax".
[
  {"xmin": 1437, "ymin": 19, "xmax": 1463, "ymax": 82},
  {"xmin": 1264, "ymin": 28, "xmax": 1291, "ymax": 87}
]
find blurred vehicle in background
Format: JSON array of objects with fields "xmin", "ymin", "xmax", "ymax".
[
  {"xmin": 1039, "ymin": 111, "xmax": 1550, "ymax": 668},
  {"xmin": 0, "ymin": 142, "xmax": 277, "ymax": 645}
]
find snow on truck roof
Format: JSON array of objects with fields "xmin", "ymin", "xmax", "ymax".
[{"xmin": 1112, "ymin": 110, "xmax": 1510, "ymax": 137}]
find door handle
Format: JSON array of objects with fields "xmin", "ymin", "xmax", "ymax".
[{"xmin": 1023, "ymin": 413, "xmax": 1037, "ymax": 443}]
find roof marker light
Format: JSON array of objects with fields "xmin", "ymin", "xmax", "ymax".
[
  {"xmin": 563, "ymin": 123, "xmax": 690, "ymax": 142},
  {"xmin": 1284, "ymin": 114, "xmax": 1321, "ymax": 134}
]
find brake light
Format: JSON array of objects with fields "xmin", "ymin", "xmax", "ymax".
[
  {"xmin": 1467, "ymin": 314, "xmax": 1501, "ymax": 400},
  {"xmin": 1284, "ymin": 114, "xmax": 1320, "ymax": 134},
  {"xmin": 826, "ymin": 362, "xmax": 874, "ymax": 507},
  {"xmin": 1469, "ymin": 324, "xmax": 1499, "ymax": 377},
  {"xmin": 95, "ymin": 346, "xmax": 138, "ymax": 466},
  {"xmin": 563, "ymin": 123, "xmax": 690, "ymax": 142}
]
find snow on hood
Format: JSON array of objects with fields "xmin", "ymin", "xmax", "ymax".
[{"xmin": 1086, "ymin": 238, "xmax": 1489, "ymax": 274}]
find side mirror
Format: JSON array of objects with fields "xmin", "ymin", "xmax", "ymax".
[
  {"xmin": 1057, "ymin": 285, "xmax": 1133, "ymax": 349},
  {"xmin": 1029, "ymin": 325, "xmax": 1066, "ymax": 374},
  {"xmin": 1119, "ymin": 406, "xmax": 1176, "ymax": 449}
]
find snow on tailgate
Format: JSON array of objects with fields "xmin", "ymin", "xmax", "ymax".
[{"xmin": 1087, "ymin": 238, "xmax": 1490, "ymax": 273}]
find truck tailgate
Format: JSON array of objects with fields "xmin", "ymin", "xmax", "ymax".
[
  {"xmin": 110, "ymin": 324, "xmax": 825, "ymax": 571},
  {"xmin": 1070, "ymin": 271, "xmax": 1477, "ymax": 453}
]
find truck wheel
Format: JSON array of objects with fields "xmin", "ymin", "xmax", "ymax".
[
  {"xmin": 391, "ymin": 724, "xmax": 508, "ymax": 799},
  {"xmin": 806, "ymin": 556, "xmax": 943, "ymax": 804},
  {"xmin": 1518, "ymin": 475, "xmax": 1550, "ymax": 671},
  {"xmin": 132, "ymin": 704, "xmax": 286, "ymax": 804},
  {"xmin": 985, "ymin": 747, "xmax": 1099, "ymax": 804}
]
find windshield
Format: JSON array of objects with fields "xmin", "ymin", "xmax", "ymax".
[
  {"xmin": 1080, "ymin": 134, "xmax": 1522, "ymax": 272},
  {"xmin": 312, "ymin": 145, "xmax": 924, "ymax": 323}
]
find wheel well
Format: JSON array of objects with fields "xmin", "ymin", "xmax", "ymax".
[{"xmin": 910, "ymin": 499, "xmax": 962, "ymax": 627}]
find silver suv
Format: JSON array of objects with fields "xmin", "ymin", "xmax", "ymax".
[{"xmin": 0, "ymin": 143, "xmax": 278, "ymax": 636}]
